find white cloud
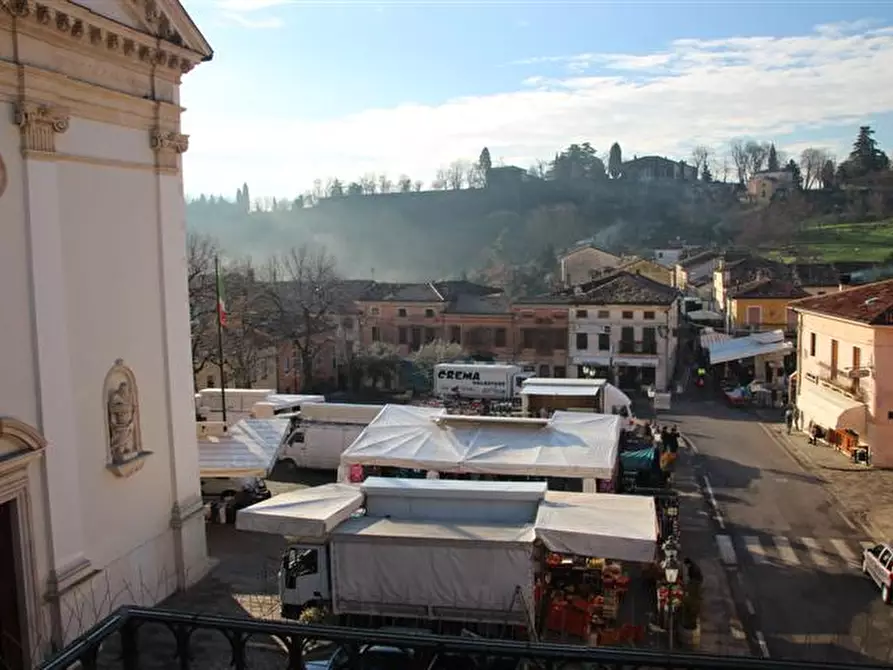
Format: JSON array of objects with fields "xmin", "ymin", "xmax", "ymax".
[{"xmin": 181, "ymin": 22, "xmax": 893, "ymax": 198}]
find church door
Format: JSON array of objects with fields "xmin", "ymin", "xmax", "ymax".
[{"xmin": 0, "ymin": 500, "xmax": 24, "ymax": 670}]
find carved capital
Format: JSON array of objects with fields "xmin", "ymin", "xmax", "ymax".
[
  {"xmin": 150, "ymin": 129, "xmax": 188, "ymax": 170},
  {"xmin": 14, "ymin": 102, "xmax": 70, "ymax": 154}
]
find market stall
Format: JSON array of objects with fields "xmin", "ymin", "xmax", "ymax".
[{"xmin": 338, "ymin": 405, "xmax": 622, "ymax": 493}]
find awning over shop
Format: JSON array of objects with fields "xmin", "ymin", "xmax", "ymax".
[
  {"xmin": 535, "ymin": 491, "xmax": 658, "ymax": 563},
  {"xmin": 520, "ymin": 378, "xmax": 607, "ymax": 397},
  {"xmin": 688, "ymin": 309, "xmax": 723, "ymax": 321},
  {"xmin": 707, "ymin": 330, "xmax": 793, "ymax": 365},
  {"xmin": 198, "ymin": 418, "xmax": 290, "ymax": 478},
  {"xmin": 797, "ymin": 385, "xmax": 867, "ymax": 434},
  {"xmin": 235, "ymin": 482, "xmax": 364, "ymax": 538},
  {"xmin": 339, "ymin": 405, "xmax": 621, "ymax": 480},
  {"xmin": 699, "ymin": 329, "xmax": 732, "ymax": 349}
]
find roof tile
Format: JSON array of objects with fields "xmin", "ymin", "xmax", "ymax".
[{"xmin": 791, "ymin": 279, "xmax": 893, "ymax": 325}]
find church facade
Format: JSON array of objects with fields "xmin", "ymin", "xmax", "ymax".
[{"xmin": 0, "ymin": 0, "xmax": 212, "ymax": 664}]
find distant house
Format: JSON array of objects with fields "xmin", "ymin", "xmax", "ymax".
[
  {"xmin": 747, "ymin": 171, "xmax": 794, "ymax": 202},
  {"xmin": 622, "ymin": 156, "xmax": 698, "ymax": 182},
  {"xmin": 617, "ymin": 257, "xmax": 674, "ymax": 287},
  {"xmin": 487, "ymin": 165, "xmax": 536, "ymax": 188},
  {"xmin": 725, "ymin": 278, "xmax": 808, "ymax": 334},
  {"xmin": 674, "ymin": 250, "xmax": 722, "ymax": 290},
  {"xmin": 559, "ymin": 244, "xmax": 622, "ymax": 287}
]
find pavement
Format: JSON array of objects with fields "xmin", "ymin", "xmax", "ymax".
[{"xmin": 661, "ymin": 395, "xmax": 893, "ymax": 664}]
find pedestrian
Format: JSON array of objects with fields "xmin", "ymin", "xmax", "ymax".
[
  {"xmin": 784, "ymin": 406, "xmax": 794, "ymax": 434},
  {"xmin": 668, "ymin": 426, "xmax": 680, "ymax": 454},
  {"xmin": 683, "ymin": 557, "xmax": 703, "ymax": 585},
  {"xmin": 659, "ymin": 425, "xmax": 670, "ymax": 449}
]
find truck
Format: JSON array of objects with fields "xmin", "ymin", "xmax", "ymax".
[
  {"xmin": 235, "ymin": 476, "xmax": 657, "ymax": 636},
  {"xmin": 433, "ymin": 363, "xmax": 533, "ymax": 401},
  {"xmin": 277, "ymin": 403, "xmax": 385, "ymax": 471}
]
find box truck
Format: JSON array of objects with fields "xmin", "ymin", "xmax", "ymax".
[
  {"xmin": 278, "ymin": 403, "xmax": 385, "ymax": 471},
  {"xmin": 433, "ymin": 363, "xmax": 533, "ymax": 401}
]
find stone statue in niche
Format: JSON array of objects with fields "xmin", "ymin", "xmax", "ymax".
[{"xmin": 104, "ymin": 359, "xmax": 150, "ymax": 477}]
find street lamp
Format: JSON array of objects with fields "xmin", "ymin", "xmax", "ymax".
[{"xmin": 663, "ymin": 558, "xmax": 680, "ymax": 584}]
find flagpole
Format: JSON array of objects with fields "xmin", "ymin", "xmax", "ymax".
[{"xmin": 215, "ymin": 256, "xmax": 228, "ymax": 427}]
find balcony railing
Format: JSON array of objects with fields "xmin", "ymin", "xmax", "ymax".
[
  {"xmin": 617, "ymin": 340, "xmax": 659, "ymax": 355},
  {"xmin": 41, "ymin": 606, "xmax": 893, "ymax": 670}
]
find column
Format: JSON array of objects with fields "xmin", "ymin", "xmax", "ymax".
[
  {"xmin": 17, "ymin": 102, "xmax": 93, "ymax": 592},
  {"xmin": 151, "ymin": 128, "xmax": 210, "ymax": 589}
]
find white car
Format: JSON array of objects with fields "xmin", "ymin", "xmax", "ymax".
[{"xmin": 862, "ymin": 542, "xmax": 893, "ymax": 603}]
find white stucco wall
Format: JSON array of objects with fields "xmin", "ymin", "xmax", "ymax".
[{"xmin": 0, "ymin": 0, "xmax": 212, "ymax": 656}]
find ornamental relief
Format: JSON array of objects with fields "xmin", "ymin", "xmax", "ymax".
[{"xmin": 103, "ymin": 359, "xmax": 151, "ymax": 477}]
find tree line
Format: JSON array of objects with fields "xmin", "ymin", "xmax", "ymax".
[{"xmin": 205, "ymin": 126, "xmax": 887, "ymax": 214}]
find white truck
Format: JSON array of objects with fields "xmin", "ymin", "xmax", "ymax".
[
  {"xmin": 235, "ymin": 476, "xmax": 657, "ymax": 634},
  {"xmin": 278, "ymin": 403, "xmax": 385, "ymax": 471},
  {"xmin": 433, "ymin": 363, "xmax": 533, "ymax": 401}
]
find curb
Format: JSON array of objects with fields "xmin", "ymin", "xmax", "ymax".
[{"xmin": 758, "ymin": 422, "xmax": 880, "ymax": 540}]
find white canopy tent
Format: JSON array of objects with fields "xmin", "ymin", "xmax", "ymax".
[
  {"xmin": 237, "ymin": 478, "xmax": 658, "ymax": 564},
  {"xmin": 235, "ymin": 482, "xmax": 364, "ymax": 538},
  {"xmin": 535, "ymin": 491, "xmax": 658, "ymax": 563},
  {"xmin": 338, "ymin": 405, "xmax": 621, "ymax": 481},
  {"xmin": 198, "ymin": 418, "xmax": 290, "ymax": 478},
  {"xmin": 706, "ymin": 329, "xmax": 793, "ymax": 365}
]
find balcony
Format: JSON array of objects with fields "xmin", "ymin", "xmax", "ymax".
[
  {"xmin": 617, "ymin": 340, "xmax": 659, "ymax": 356},
  {"xmin": 805, "ymin": 369, "xmax": 866, "ymax": 403},
  {"xmin": 40, "ymin": 605, "xmax": 882, "ymax": 670}
]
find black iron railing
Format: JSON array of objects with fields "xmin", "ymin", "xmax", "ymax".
[{"xmin": 40, "ymin": 606, "xmax": 893, "ymax": 670}]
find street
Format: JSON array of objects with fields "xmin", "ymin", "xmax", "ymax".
[{"xmin": 663, "ymin": 396, "xmax": 893, "ymax": 663}]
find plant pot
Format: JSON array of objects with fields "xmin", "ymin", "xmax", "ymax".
[{"xmin": 677, "ymin": 622, "xmax": 701, "ymax": 650}]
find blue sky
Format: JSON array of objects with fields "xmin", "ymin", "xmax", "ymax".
[{"xmin": 179, "ymin": 1, "xmax": 893, "ymax": 198}]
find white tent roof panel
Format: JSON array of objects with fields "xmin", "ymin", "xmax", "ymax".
[
  {"xmin": 340, "ymin": 406, "xmax": 620, "ymax": 479},
  {"xmin": 521, "ymin": 378, "xmax": 607, "ymax": 397},
  {"xmin": 361, "ymin": 476, "xmax": 547, "ymax": 501},
  {"xmin": 235, "ymin": 483, "xmax": 364, "ymax": 538},
  {"xmin": 198, "ymin": 418, "xmax": 290, "ymax": 477},
  {"xmin": 707, "ymin": 329, "xmax": 793, "ymax": 365},
  {"xmin": 535, "ymin": 491, "xmax": 658, "ymax": 563},
  {"xmin": 333, "ymin": 516, "xmax": 537, "ymax": 545}
]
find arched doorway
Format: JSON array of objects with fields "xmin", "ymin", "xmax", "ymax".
[{"xmin": 0, "ymin": 418, "xmax": 46, "ymax": 670}]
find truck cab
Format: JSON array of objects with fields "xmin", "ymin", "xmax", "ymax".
[{"xmin": 280, "ymin": 545, "xmax": 331, "ymax": 618}]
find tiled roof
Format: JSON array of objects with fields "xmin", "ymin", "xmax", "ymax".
[
  {"xmin": 724, "ymin": 257, "xmax": 792, "ymax": 283},
  {"xmin": 443, "ymin": 294, "xmax": 512, "ymax": 315},
  {"xmin": 358, "ymin": 280, "xmax": 501, "ymax": 302},
  {"xmin": 727, "ymin": 278, "xmax": 809, "ymax": 300},
  {"xmin": 678, "ymin": 250, "xmax": 720, "ymax": 269},
  {"xmin": 568, "ymin": 271, "xmax": 679, "ymax": 306},
  {"xmin": 791, "ymin": 279, "xmax": 893, "ymax": 325},
  {"xmin": 792, "ymin": 262, "xmax": 878, "ymax": 287},
  {"xmin": 513, "ymin": 294, "xmax": 572, "ymax": 306}
]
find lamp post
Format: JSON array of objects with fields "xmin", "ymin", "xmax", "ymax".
[{"xmin": 662, "ymin": 556, "xmax": 680, "ymax": 650}]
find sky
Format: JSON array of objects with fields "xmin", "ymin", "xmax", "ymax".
[{"xmin": 178, "ymin": 1, "xmax": 893, "ymax": 199}]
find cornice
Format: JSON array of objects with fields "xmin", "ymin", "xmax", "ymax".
[
  {"xmin": 1, "ymin": 0, "xmax": 202, "ymax": 76},
  {"xmin": 150, "ymin": 127, "xmax": 187, "ymax": 170}
]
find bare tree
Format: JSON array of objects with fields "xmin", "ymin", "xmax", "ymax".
[
  {"xmin": 744, "ymin": 140, "xmax": 771, "ymax": 176},
  {"xmin": 528, "ymin": 159, "xmax": 548, "ymax": 179},
  {"xmin": 221, "ymin": 260, "xmax": 271, "ymax": 388},
  {"xmin": 718, "ymin": 155, "xmax": 731, "ymax": 183},
  {"xmin": 800, "ymin": 147, "xmax": 830, "ymax": 190},
  {"xmin": 258, "ymin": 245, "xmax": 343, "ymax": 391},
  {"xmin": 432, "ymin": 168, "xmax": 448, "ymax": 190},
  {"xmin": 466, "ymin": 163, "xmax": 486, "ymax": 189},
  {"xmin": 311, "ymin": 179, "xmax": 324, "ymax": 201},
  {"xmin": 359, "ymin": 173, "xmax": 377, "ymax": 194},
  {"xmin": 397, "ymin": 175, "xmax": 413, "ymax": 192},
  {"xmin": 691, "ymin": 145, "xmax": 711, "ymax": 175},
  {"xmin": 187, "ymin": 233, "xmax": 219, "ymax": 388},
  {"xmin": 729, "ymin": 141, "xmax": 748, "ymax": 184},
  {"xmin": 446, "ymin": 160, "xmax": 467, "ymax": 190},
  {"xmin": 412, "ymin": 180, "xmax": 424, "ymax": 192},
  {"xmin": 378, "ymin": 174, "xmax": 393, "ymax": 194}
]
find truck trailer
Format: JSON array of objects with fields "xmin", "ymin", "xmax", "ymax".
[
  {"xmin": 433, "ymin": 363, "xmax": 533, "ymax": 401},
  {"xmin": 236, "ymin": 477, "xmax": 657, "ymax": 635},
  {"xmin": 277, "ymin": 403, "xmax": 385, "ymax": 471}
]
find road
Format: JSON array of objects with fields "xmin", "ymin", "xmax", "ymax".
[{"xmin": 661, "ymin": 396, "xmax": 893, "ymax": 664}]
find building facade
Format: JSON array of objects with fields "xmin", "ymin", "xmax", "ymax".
[
  {"xmin": 559, "ymin": 245, "xmax": 621, "ymax": 287},
  {"xmin": 0, "ymin": 0, "xmax": 212, "ymax": 664},
  {"xmin": 565, "ymin": 272, "xmax": 680, "ymax": 391},
  {"xmin": 510, "ymin": 299, "xmax": 570, "ymax": 377},
  {"xmin": 791, "ymin": 281, "xmax": 893, "ymax": 467},
  {"xmin": 725, "ymin": 278, "xmax": 807, "ymax": 334}
]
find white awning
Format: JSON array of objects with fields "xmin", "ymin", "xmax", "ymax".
[
  {"xmin": 198, "ymin": 418, "xmax": 290, "ymax": 478},
  {"xmin": 235, "ymin": 483, "xmax": 364, "ymax": 538},
  {"xmin": 688, "ymin": 309, "xmax": 723, "ymax": 321},
  {"xmin": 340, "ymin": 405, "xmax": 620, "ymax": 479},
  {"xmin": 535, "ymin": 491, "xmax": 658, "ymax": 563},
  {"xmin": 797, "ymin": 385, "xmax": 867, "ymax": 434},
  {"xmin": 699, "ymin": 330, "xmax": 733, "ymax": 348},
  {"xmin": 520, "ymin": 378, "xmax": 607, "ymax": 397},
  {"xmin": 707, "ymin": 330, "xmax": 793, "ymax": 365}
]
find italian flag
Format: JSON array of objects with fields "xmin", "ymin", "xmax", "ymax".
[{"xmin": 216, "ymin": 260, "xmax": 227, "ymax": 327}]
